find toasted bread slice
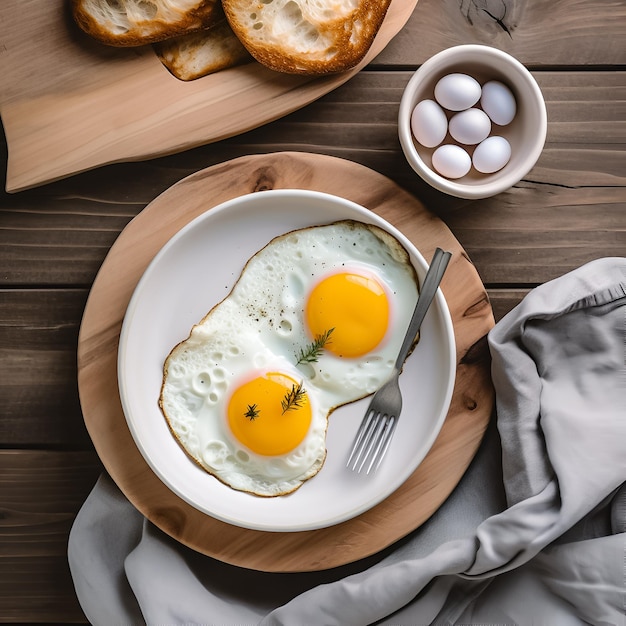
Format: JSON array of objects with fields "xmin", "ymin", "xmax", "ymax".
[
  {"xmin": 221, "ymin": 0, "xmax": 392, "ymax": 75},
  {"xmin": 72, "ymin": 0, "xmax": 222, "ymax": 47},
  {"xmin": 155, "ymin": 19, "xmax": 252, "ymax": 80}
]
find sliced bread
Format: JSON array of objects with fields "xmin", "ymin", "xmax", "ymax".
[
  {"xmin": 154, "ymin": 19, "xmax": 252, "ymax": 80},
  {"xmin": 72, "ymin": 0, "xmax": 222, "ymax": 46},
  {"xmin": 221, "ymin": 0, "xmax": 392, "ymax": 74}
]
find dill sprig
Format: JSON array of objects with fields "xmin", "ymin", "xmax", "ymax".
[
  {"xmin": 296, "ymin": 328, "xmax": 334, "ymax": 364},
  {"xmin": 244, "ymin": 404, "xmax": 260, "ymax": 421},
  {"xmin": 281, "ymin": 381, "xmax": 307, "ymax": 414}
]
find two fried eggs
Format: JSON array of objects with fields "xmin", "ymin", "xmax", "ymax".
[{"xmin": 159, "ymin": 220, "xmax": 419, "ymax": 497}]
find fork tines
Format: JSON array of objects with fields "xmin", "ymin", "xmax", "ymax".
[{"xmin": 346, "ymin": 410, "xmax": 398, "ymax": 474}]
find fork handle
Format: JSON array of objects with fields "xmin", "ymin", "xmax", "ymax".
[{"xmin": 394, "ymin": 247, "xmax": 452, "ymax": 370}]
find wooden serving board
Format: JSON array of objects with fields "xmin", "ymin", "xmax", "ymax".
[
  {"xmin": 77, "ymin": 152, "xmax": 494, "ymax": 572},
  {"xmin": 0, "ymin": 0, "xmax": 416, "ymax": 193}
]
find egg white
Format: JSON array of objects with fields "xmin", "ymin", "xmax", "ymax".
[{"xmin": 159, "ymin": 220, "xmax": 419, "ymax": 496}]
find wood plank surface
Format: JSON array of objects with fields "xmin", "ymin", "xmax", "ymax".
[
  {"xmin": 0, "ymin": 450, "xmax": 101, "ymax": 624},
  {"xmin": 1, "ymin": 0, "xmax": 625, "ymax": 621},
  {"xmin": 376, "ymin": 0, "xmax": 626, "ymax": 67},
  {"xmin": 0, "ymin": 290, "xmax": 91, "ymax": 446}
]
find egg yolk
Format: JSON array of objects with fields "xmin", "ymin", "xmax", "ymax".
[
  {"xmin": 306, "ymin": 272, "xmax": 389, "ymax": 358},
  {"xmin": 227, "ymin": 372, "xmax": 312, "ymax": 456}
]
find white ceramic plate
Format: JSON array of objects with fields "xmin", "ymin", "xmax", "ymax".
[{"xmin": 118, "ymin": 189, "xmax": 456, "ymax": 532}]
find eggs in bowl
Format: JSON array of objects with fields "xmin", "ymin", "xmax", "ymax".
[{"xmin": 159, "ymin": 220, "xmax": 419, "ymax": 497}]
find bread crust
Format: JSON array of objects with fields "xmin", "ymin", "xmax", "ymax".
[
  {"xmin": 222, "ymin": 0, "xmax": 393, "ymax": 75},
  {"xmin": 72, "ymin": 0, "xmax": 222, "ymax": 47}
]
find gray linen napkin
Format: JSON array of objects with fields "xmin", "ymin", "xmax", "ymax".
[{"xmin": 69, "ymin": 257, "xmax": 626, "ymax": 626}]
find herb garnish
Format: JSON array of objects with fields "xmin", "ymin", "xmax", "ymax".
[
  {"xmin": 296, "ymin": 328, "xmax": 334, "ymax": 364},
  {"xmin": 244, "ymin": 404, "xmax": 260, "ymax": 421},
  {"xmin": 281, "ymin": 381, "xmax": 307, "ymax": 414}
]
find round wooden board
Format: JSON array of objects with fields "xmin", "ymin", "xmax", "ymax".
[{"xmin": 77, "ymin": 152, "xmax": 494, "ymax": 572}]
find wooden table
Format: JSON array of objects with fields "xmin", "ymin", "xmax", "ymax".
[{"xmin": 1, "ymin": 0, "xmax": 624, "ymax": 622}]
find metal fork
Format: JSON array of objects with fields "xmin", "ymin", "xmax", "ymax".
[{"xmin": 346, "ymin": 247, "xmax": 452, "ymax": 474}]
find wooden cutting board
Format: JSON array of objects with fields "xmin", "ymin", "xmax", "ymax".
[
  {"xmin": 77, "ymin": 152, "xmax": 494, "ymax": 572},
  {"xmin": 0, "ymin": 0, "xmax": 416, "ymax": 193}
]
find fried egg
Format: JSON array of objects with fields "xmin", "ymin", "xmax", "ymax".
[{"xmin": 159, "ymin": 220, "xmax": 419, "ymax": 496}]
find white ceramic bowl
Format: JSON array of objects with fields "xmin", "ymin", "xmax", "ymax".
[{"xmin": 399, "ymin": 45, "xmax": 547, "ymax": 199}]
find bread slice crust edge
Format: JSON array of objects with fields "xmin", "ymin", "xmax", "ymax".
[{"xmin": 72, "ymin": 0, "xmax": 222, "ymax": 47}]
